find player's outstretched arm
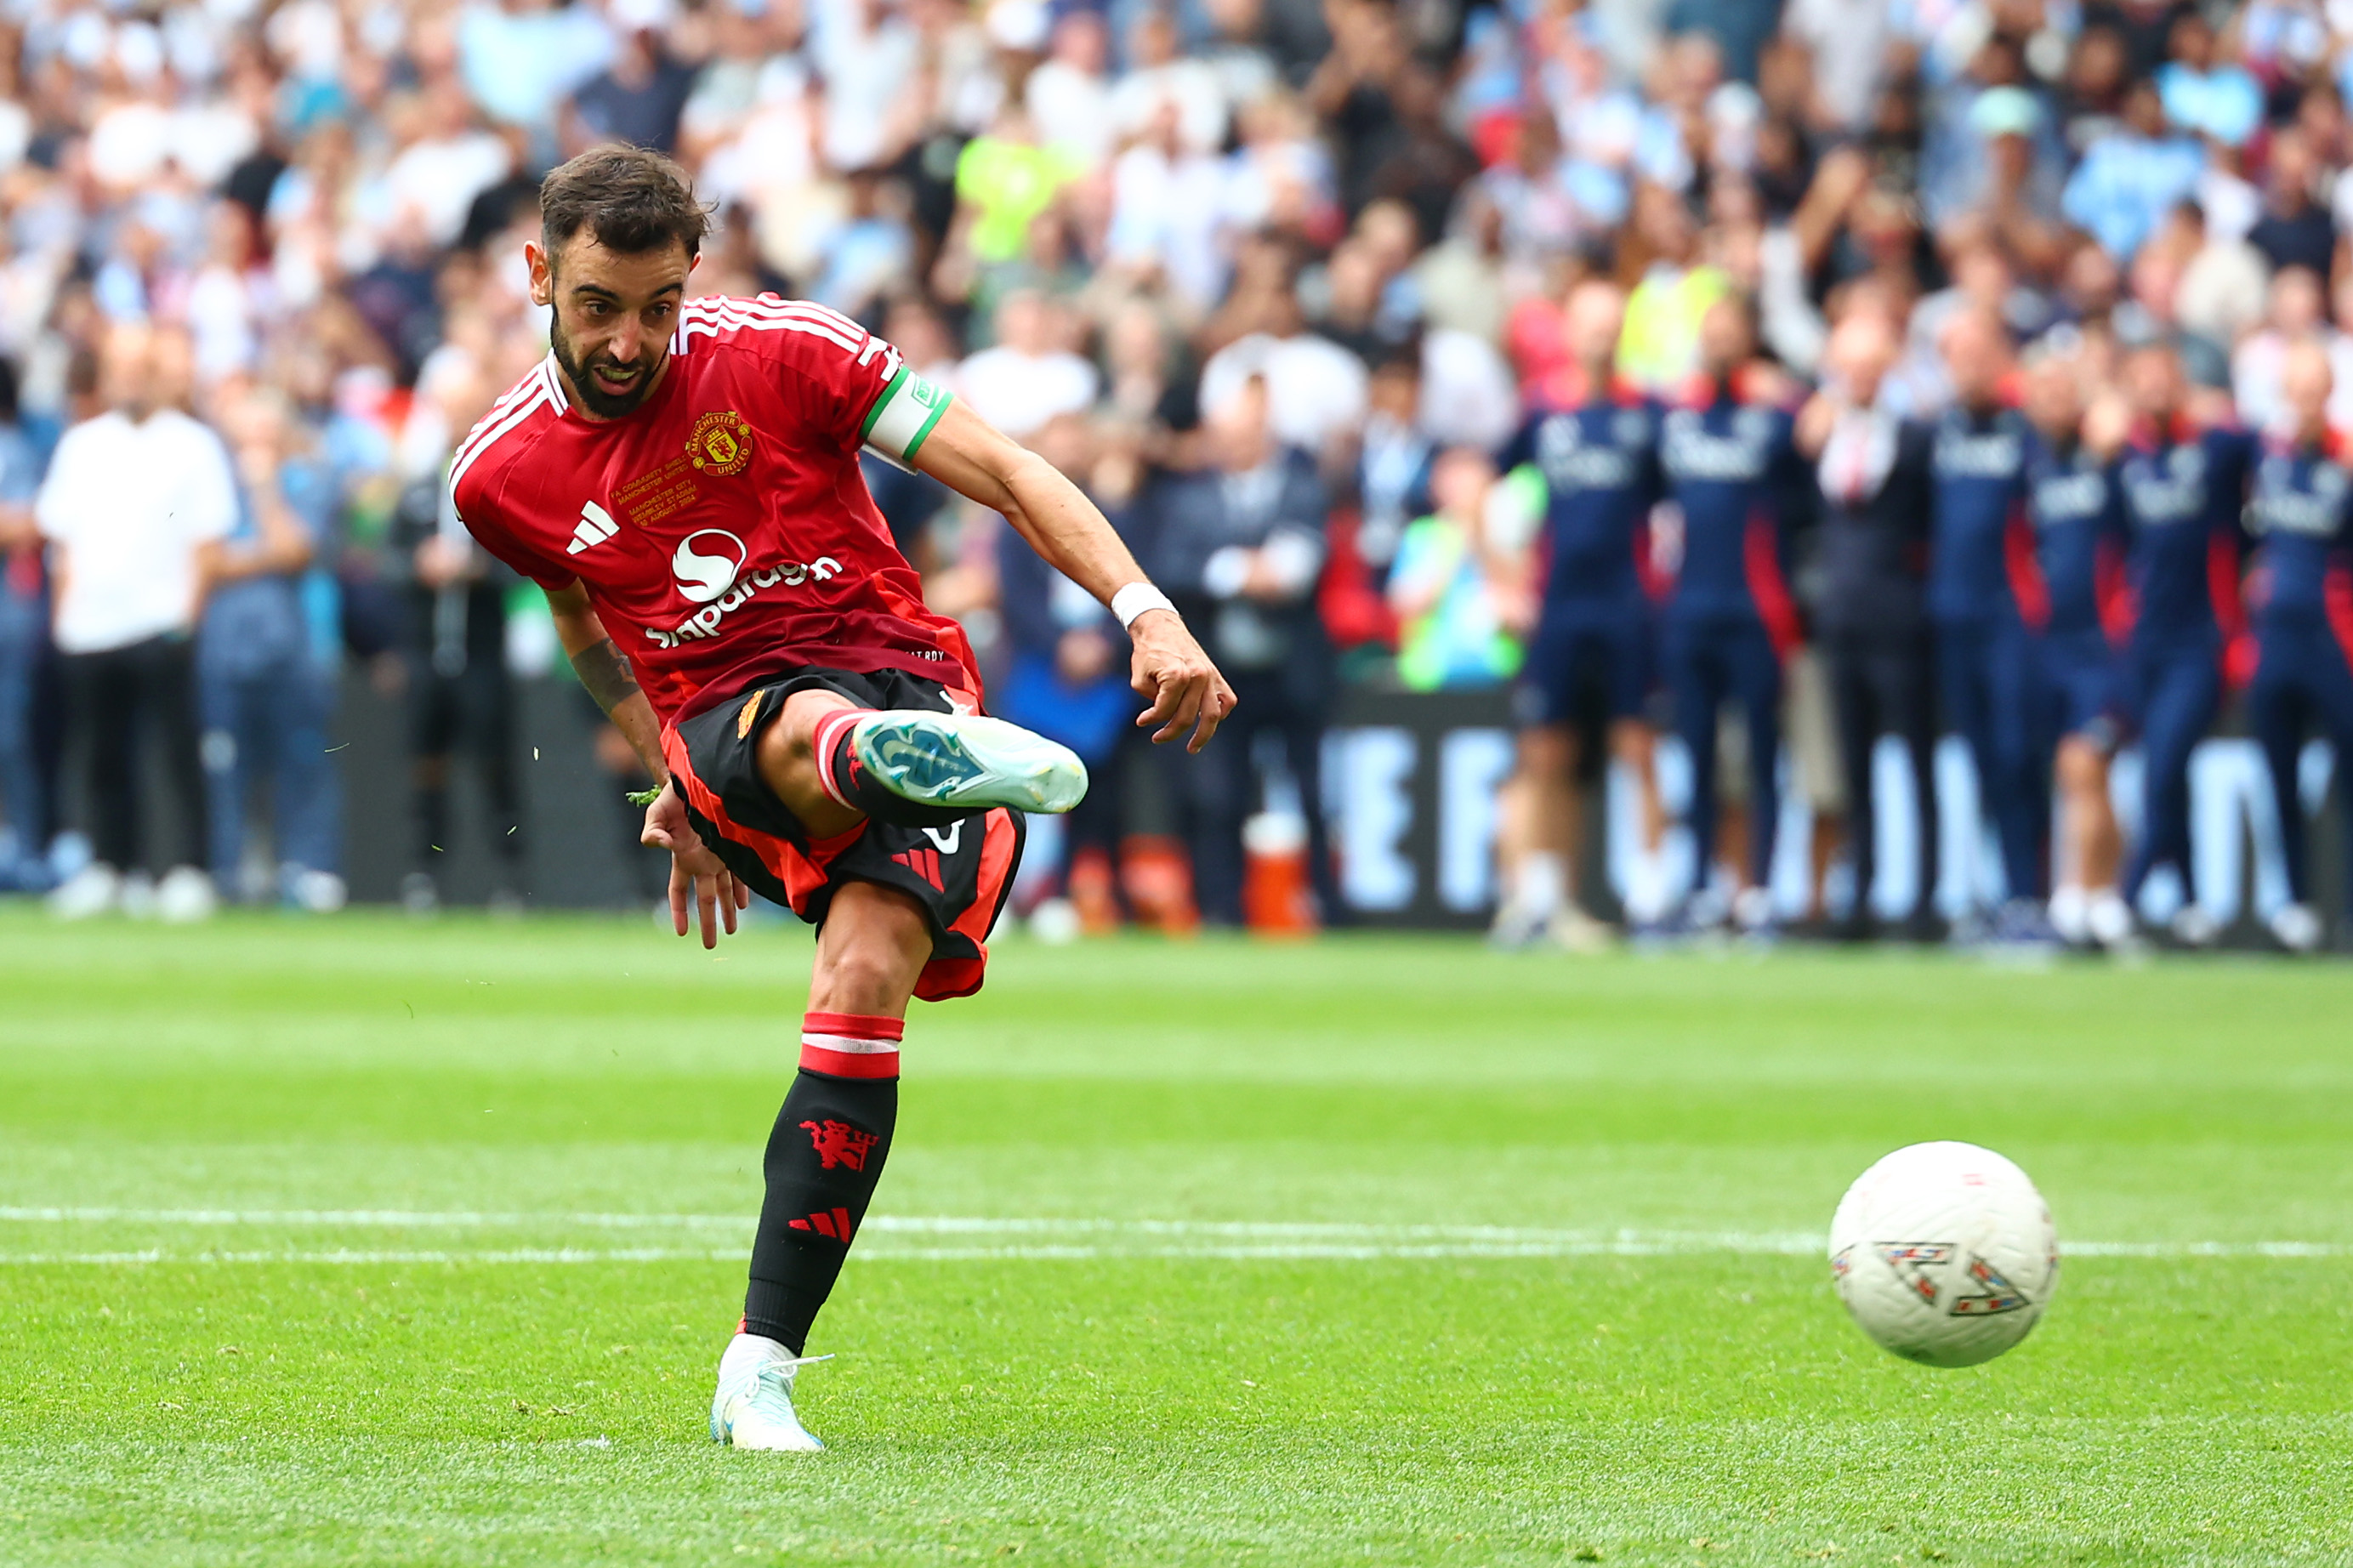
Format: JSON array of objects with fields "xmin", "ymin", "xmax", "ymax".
[
  {"xmin": 545, "ymin": 582, "xmax": 747, "ymax": 947},
  {"xmin": 911, "ymin": 401, "xmax": 1236, "ymax": 753}
]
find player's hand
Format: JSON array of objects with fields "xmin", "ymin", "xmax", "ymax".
[
  {"xmin": 1128, "ymin": 607, "xmax": 1235, "ymax": 753},
  {"xmin": 639, "ymin": 781, "xmax": 749, "ymax": 949},
  {"xmin": 2081, "ymin": 393, "xmax": 2132, "ymax": 459}
]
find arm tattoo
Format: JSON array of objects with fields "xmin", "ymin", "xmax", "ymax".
[{"xmin": 570, "ymin": 636, "xmax": 641, "ymax": 717}]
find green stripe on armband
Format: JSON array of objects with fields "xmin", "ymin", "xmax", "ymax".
[{"xmin": 861, "ymin": 369, "xmax": 952, "ymax": 463}]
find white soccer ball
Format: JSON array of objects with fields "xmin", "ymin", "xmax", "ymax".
[{"xmin": 1827, "ymin": 1141, "xmax": 2058, "ymax": 1368}]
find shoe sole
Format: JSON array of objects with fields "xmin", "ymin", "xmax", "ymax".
[
  {"xmin": 712, "ymin": 1373, "xmax": 826, "ymax": 1452},
  {"xmin": 853, "ymin": 713, "xmax": 1088, "ymax": 815},
  {"xmin": 711, "ymin": 1405, "xmax": 825, "ymax": 1452}
]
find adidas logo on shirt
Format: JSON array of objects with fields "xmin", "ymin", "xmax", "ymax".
[{"xmin": 566, "ymin": 501, "xmax": 619, "ymax": 555}]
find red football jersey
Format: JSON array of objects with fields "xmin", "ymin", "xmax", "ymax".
[{"xmin": 450, "ymin": 294, "xmax": 975, "ymax": 724}]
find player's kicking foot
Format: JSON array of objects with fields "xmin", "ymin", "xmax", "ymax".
[
  {"xmin": 850, "ymin": 710, "xmax": 1088, "ymax": 815},
  {"xmin": 710, "ymin": 1333, "xmax": 828, "ymax": 1452}
]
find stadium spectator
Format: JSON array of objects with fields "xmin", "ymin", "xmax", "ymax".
[
  {"xmin": 1385, "ymin": 446, "xmax": 1525, "ymax": 692},
  {"xmin": 197, "ymin": 387, "xmax": 344, "ymax": 912},
  {"xmin": 37, "ymin": 323, "xmax": 235, "ymax": 922},
  {"xmin": 0, "ymin": 360, "xmax": 51, "ymax": 889},
  {"xmin": 386, "ymin": 357, "xmax": 526, "ymax": 915},
  {"xmin": 995, "ymin": 413, "xmax": 1143, "ymax": 928},
  {"xmin": 2063, "ymin": 80, "xmax": 2205, "ymax": 261},
  {"xmin": 2231, "ymin": 265, "xmax": 2327, "ymax": 434},
  {"xmin": 1148, "ymin": 374, "xmax": 1335, "ymax": 926},
  {"xmin": 2247, "ymin": 127, "xmax": 2340, "ymax": 278},
  {"xmin": 955, "ymin": 288, "xmax": 1098, "ymax": 439},
  {"xmin": 2155, "ymin": 11, "xmax": 2263, "ymax": 150}
]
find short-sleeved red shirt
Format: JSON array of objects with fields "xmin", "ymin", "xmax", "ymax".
[{"xmin": 450, "ymin": 294, "xmax": 974, "ymax": 724}]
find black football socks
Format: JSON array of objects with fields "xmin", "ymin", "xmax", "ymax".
[{"xmin": 741, "ymin": 1011, "xmax": 901, "ymax": 1354}]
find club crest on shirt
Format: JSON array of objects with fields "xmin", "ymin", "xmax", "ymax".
[{"xmin": 687, "ymin": 409, "xmax": 754, "ymax": 476}]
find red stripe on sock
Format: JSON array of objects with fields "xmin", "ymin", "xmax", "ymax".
[
  {"xmin": 810, "ymin": 1212, "xmax": 838, "ymax": 1240},
  {"xmin": 833, "ymin": 1207, "xmax": 854, "ymax": 1240},
  {"xmin": 799, "ymin": 1043, "xmax": 901, "ymax": 1078},
  {"xmin": 810, "ymin": 709, "xmax": 866, "ymax": 809},
  {"xmin": 803, "ymin": 1011, "xmax": 904, "ymax": 1041}
]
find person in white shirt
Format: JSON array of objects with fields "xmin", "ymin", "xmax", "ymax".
[
  {"xmin": 36, "ymin": 323, "xmax": 241, "ymax": 921},
  {"xmin": 1196, "ymin": 289, "xmax": 1369, "ymax": 457},
  {"xmin": 1024, "ymin": 11, "xmax": 1113, "ymax": 161},
  {"xmin": 953, "ymin": 289, "xmax": 1099, "ymax": 439}
]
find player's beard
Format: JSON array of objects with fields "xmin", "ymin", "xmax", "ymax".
[{"xmin": 550, "ymin": 315, "xmax": 665, "ymax": 419}]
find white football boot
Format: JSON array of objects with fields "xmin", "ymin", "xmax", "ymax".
[
  {"xmin": 155, "ymin": 865, "xmax": 218, "ymax": 923},
  {"xmin": 2168, "ymin": 903, "xmax": 2220, "ymax": 949},
  {"xmin": 849, "ymin": 711, "xmax": 1088, "ymax": 815},
  {"xmin": 2084, "ymin": 889, "xmax": 2138, "ymax": 952},
  {"xmin": 48, "ymin": 862, "xmax": 120, "ymax": 920},
  {"xmin": 709, "ymin": 1333, "xmax": 830, "ymax": 1452},
  {"xmin": 2270, "ymin": 901, "xmax": 2323, "ymax": 954}
]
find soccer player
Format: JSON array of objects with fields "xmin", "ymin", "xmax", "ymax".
[
  {"xmin": 2243, "ymin": 341, "xmax": 2353, "ymax": 953},
  {"xmin": 450, "ymin": 149, "xmax": 1234, "ymax": 1451},
  {"xmin": 1657, "ymin": 295, "xmax": 1805, "ymax": 934},
  {"xmin": 2101, "ymin": 341, "xmax": 2257, "ymax": 947},
  {"xmin": 1490, "ymin": 280, "xmax": 1669, "ymax": 943},
  {"xmin": 2018, "ymin": 351, "xmax": 2134, "ymax": 951},
  {"xmin": 1926, "ymin": 310, "xmax": 2049, "ymax": 940}
]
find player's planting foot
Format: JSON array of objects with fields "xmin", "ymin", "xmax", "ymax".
[
  {"xmin": 838, "ymin": 709, "xmax": 1088, "ymax": 816},
  {"xmin": 709, "ymin": 1333, "xmax": 829, "ymax": 1452}
]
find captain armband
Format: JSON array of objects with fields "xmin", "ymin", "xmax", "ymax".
[{"xmin": 859, "ymin": 368, "xmax": 954, "ymax": 469}]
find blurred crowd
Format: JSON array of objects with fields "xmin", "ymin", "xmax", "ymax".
[{"xmin": 0, "ymin": 0, "xmax": 2349, "ymax": 950}]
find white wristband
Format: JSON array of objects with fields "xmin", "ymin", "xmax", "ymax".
[{"xmin": 1111, "ymin": 582, "xmax": 1176, "ymax": 629}]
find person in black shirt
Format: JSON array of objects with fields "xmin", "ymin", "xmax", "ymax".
[
  {"xmin": 386, "ymin": 469, "xmax": 526, "ymax": 912},
  {"xmin": 2247, "ymin": 127, "xmax": 2339, "ymax": 280},
  {"xmin": 1797, "ymin": 310, "xmax": 1941, "ymax": 941},
  {"xmin": 1146, "ymin": 378, "xmax": 1336, "ymax": 927},
  {"xmin": 2081, "ymin": 0, "xmax": 2197, "ymax": 82},
  {"xmin": 566, "ymin": 15, "xmax": 696, "ymax": 155}
]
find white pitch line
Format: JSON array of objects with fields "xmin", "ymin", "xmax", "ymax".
[
  {"xmin": 0, "ymin": 1207, "xmax": 753, "ymax": 1230},
  {"xmin": 0, "ymin": 1208, "xmax": 1824, "ymax": 1247},
  {"xmin": 0, "ymin": 1213, "xmax": 2344, "ymax": 1266}
]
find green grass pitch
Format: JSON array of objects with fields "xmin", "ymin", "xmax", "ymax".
[{"xmin": 3, "ymin": 911, "xmax": 2350, "ymax": 1566}]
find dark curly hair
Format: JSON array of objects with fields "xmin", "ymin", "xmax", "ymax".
[{"xmin": 539, "ymin": 145, "xmax": 712, "ymax": 266}]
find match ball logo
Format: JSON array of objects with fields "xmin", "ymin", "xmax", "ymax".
[{"xmin": 687, "ymin": 409, "xmax": 753, "ymax": 475}]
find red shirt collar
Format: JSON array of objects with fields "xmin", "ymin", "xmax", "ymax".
[
  {"xmin": 2129, "ymin": 411, "xmax": 2202, "ymax": 449},
  {"xmin": 1678, "ymin": 368, "xmax": 1747, "ymax": 408}
]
